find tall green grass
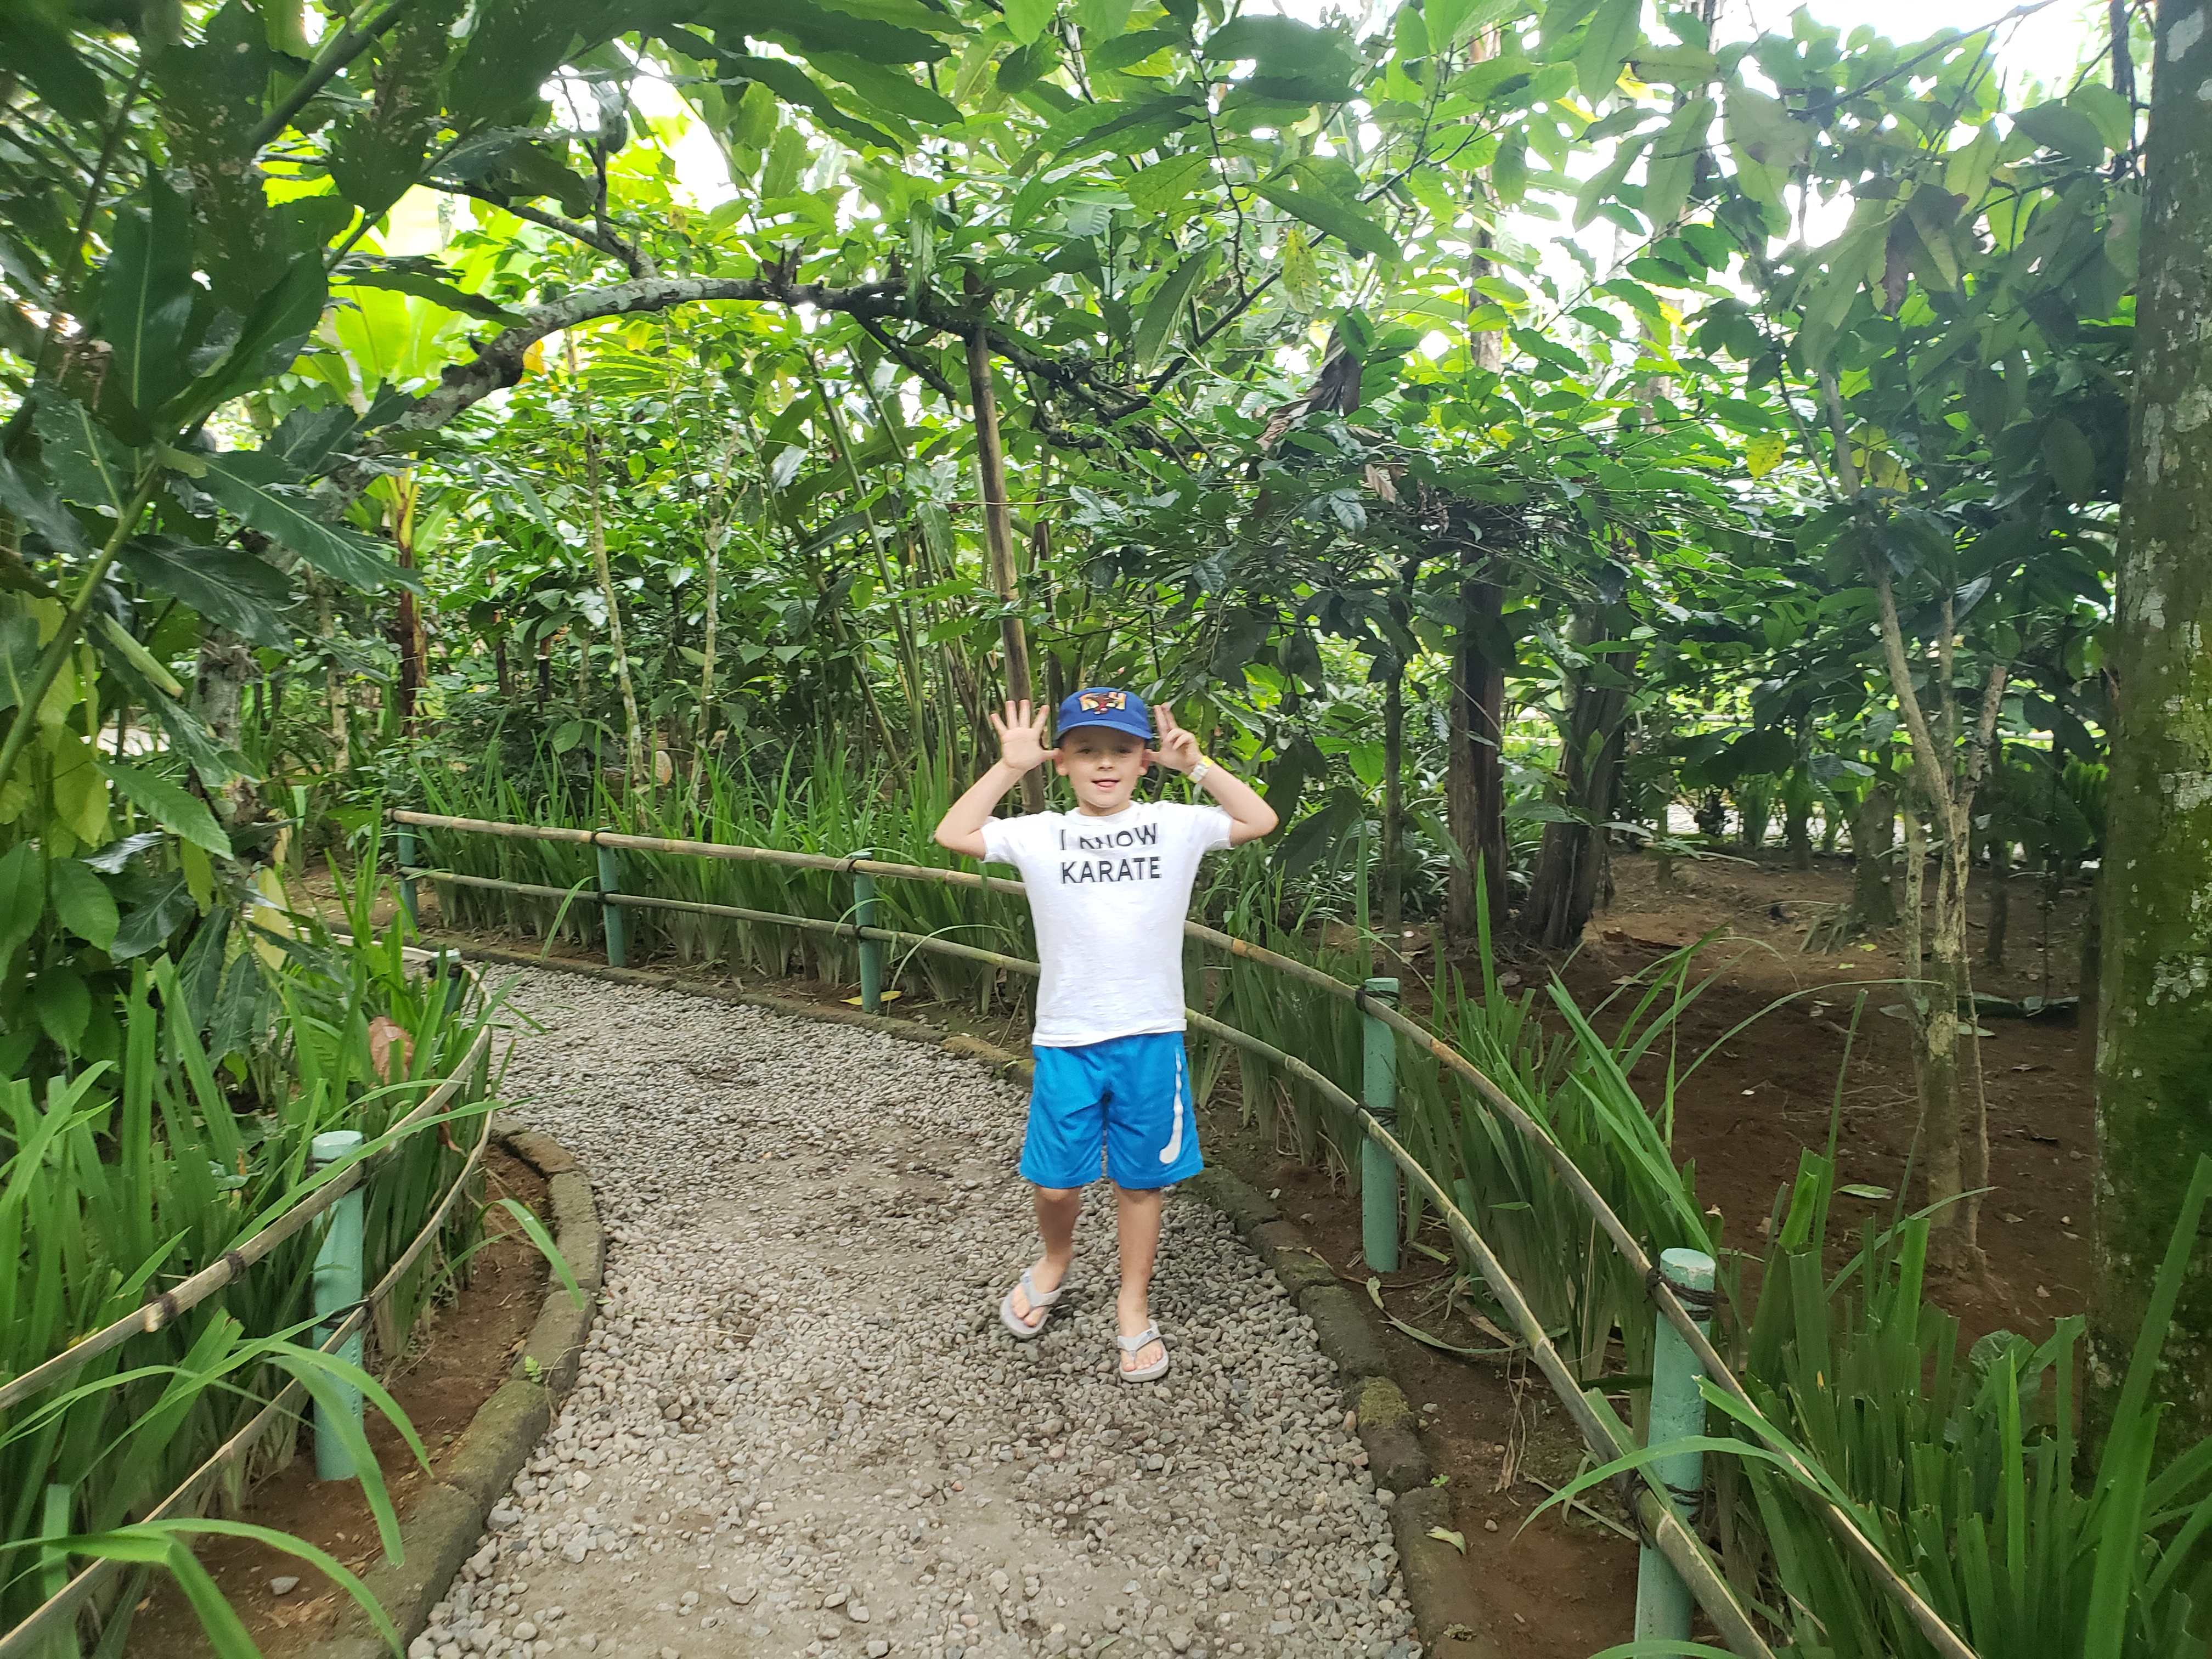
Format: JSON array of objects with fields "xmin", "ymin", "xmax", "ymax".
[{"xmin": 1, "ymin": 864, "xmax": 505, "ymax": 1656}]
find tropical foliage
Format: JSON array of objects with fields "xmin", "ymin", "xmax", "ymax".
[{"xmin": 4, "ymin": 0, "xmax": 2208, "ymax": 1652}]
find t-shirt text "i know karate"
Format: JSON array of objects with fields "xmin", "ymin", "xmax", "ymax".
[{"xmin": 980, "ymin": 800, "xmax": 1233, "ymax": 1048}]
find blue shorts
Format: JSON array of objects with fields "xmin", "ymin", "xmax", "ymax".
[{"xmin": 1019, "ymin": 1032, "xmax": 1204, "ymax": 1192}]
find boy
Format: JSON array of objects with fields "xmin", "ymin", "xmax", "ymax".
[{"xmin": 934, "ymin": 691, "xmax": 1278, "ymax": 1380}]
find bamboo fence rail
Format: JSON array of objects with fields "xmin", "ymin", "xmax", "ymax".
[
  {"xmin": 0, "ymin": 1020, "xmax": 499, "ymax": 1659},
  {"xmin": 389, "ymin": 808, "xmax": 1978, "ymax": 1659}
]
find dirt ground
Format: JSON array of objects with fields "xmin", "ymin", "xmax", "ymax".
[
  {"xmin": 127, "ymin": 1149, "xmax": 551, "ymax": 1659},
  {"xmin": 278, "ymin": 843, "xmax": 2095, "ymax": 1658}
]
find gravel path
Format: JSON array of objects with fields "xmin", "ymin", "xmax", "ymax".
[{"xmin": 415, "ymin": 970, "xmax": 1418, "ymax": 1659}]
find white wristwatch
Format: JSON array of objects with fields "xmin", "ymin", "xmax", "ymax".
[{"xmin": 1188, "ymin": 759, "xmax": 1211, "ymax": 786}]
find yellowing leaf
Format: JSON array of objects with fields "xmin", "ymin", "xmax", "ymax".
[
  {"xmin": 1745, "ymin": 432, "xmax": 1787, "ymax": 478},
  {"xmin": 49, "ymin": 729, "xmax": 110, "ymax": 849},
  {"xmin": 250, "ymin": 866, "xmax": 293, "ymax": 968},
  {"xmin": 1426, "ymin": 1526, "xmax": 1466, "ymax": 1553}
]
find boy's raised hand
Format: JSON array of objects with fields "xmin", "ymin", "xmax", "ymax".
[
  {"xmin": 990, "ymin": 700, "xmax": 1056, "ymax": 774},
  {"xmin": 1148, "ymin": 703, "xmax": 1202, "ymax": 773}
]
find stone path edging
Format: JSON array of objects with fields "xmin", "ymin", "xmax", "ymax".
[
  {"xmin": 421, "ymin": 945, "xmax": 1492, "ymax": 1659},
  {"xmin": 311, "ymin": 1127, "xmax": 606, "ymax": 1659}
]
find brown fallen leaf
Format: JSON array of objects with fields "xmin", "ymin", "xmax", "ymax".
[{"xmin": 367, "ymin": 1015, "xmax": 413, "ymax": 1083}]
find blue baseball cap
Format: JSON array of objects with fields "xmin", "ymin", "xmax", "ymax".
[{"xmin": 1056, "ymin": 687, "xmax": 1154, "ymax": 742}]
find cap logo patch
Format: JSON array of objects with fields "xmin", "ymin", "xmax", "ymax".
[{"xmin": 1078, "ymin": 690, "xmax": 1127, "ymax": 713}]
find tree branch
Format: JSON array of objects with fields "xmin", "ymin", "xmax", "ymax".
[
  {"xmin": 316, "ymin": 268, "xmax": 1183, "ymax": 511},
  {"xmin": 428, "ymin": 182, "xmax": 656, "ymax": 279},
  {"xmin": 854, "ymin": 315, "xmax": 958, "ymax": 403}
]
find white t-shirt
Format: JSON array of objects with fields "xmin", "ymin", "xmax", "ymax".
[{"xmin": 981, "ymin": 800, "xmax": 1235, "ymax": 1048}]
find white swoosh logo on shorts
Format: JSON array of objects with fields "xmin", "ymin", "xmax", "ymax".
[{"xmin": 1160, "ymin": 1049, "xmax": 1187, "ymax": 1164}]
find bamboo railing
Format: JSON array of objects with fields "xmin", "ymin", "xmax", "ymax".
[
  {"xmin": 0, "ymin": 1023, "xmax": 498, "ymax": 1659},
  {"xmin": 390, "ymin": 807, "xmax": 1980, "ymax": 1659}
]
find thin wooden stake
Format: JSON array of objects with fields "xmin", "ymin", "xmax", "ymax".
[{"xmin": 963, "ymin": 286, "xmax": 1045, "ymax": 810}]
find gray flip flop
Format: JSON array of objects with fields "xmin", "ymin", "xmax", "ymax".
[
  {"xmin": 1115, "ymin": 1323, "xmax": 1169, "ymax": 1383},
  {"xmin": 998, "ymin": 1267, "xmax": 1065, "ymax": 1340}
]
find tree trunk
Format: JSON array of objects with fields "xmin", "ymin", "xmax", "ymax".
[
  {"xmin": 2091, "ymin": 0, "xmax": 2212, "ymax": 1447},
  {"xmin": 1784, "ymin": 771, "xmax": 1814, "ymax": 870},
  {"xmin": 964, "ymin": 291, "xmax": 1045, "ymax": 812},
  {"xmin": 1520, "ymin": 634, "xmax": 1637, "ymax": 950},
  {"xmin": 314, "ymin": 578, "xmax": 348, "ymax": 771},
  {"xmin": 568, "ymin": 337, "xmax": 647, "ymax": 794},
  {"xmin": 1896, "ymin": 795, "xmax": 1968, "ymax": 1237},
  {"xmin": 193, "ymin": 629, "xmax": 260, "ymax": 827},
  {"xmin": 394, "ymin": 556, "xmax": 425, "ymax": 733},
  {"xmin": 691, "ymin": 524, "xmax": 721, "ymax": 812},
  {"xmin": 1983, "ymin": 837, "xmax": 2010, "ymax": 970},
  {"xmin": 1447, "ymin": 571, "xmax": 1509, "ymax": 941},
  {"xmin": 1852, "ymin": 785, "xmax": 1898, "ymax": 927}
]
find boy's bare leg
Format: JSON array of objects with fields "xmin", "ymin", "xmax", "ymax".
[
  {"xmin": 1007, "ymin": 1184, "xmax": 1081, "ymax": 1330},
  {"xmin": 1113, "ymin": 1183, "xmax": 1166, "ymax": 1373}
]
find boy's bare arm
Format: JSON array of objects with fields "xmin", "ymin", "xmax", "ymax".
[
  {"xmin": 934, "ymin": 701, "xmax": 1055, "ymax": 858},
  {"xmin": 1150, "ymin": 704, "xmax": 1279, "ymax": 847}
]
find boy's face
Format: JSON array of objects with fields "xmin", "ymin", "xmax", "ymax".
[{"xmin": 1053, "ymin": 726, "xmax": 1150, "ymax": 814}]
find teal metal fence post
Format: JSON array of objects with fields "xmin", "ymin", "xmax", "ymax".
[
  {"xmin": 595, "ymin": 831, "xmax": 627, "ymax": 969},
  {"xmin": 394, "ymin": 826, "xmax": 419, "ymax": 929},
  {"xmin": 311, "ymin": 1130, "xmax": 365, "ymax": 1481},
  {"xmin": 1359, "ymin": 977, "xmax": 1401, "ymax": 1273},
  {"xmin": 851, "ymin": 849, "xmax": 882, "ymax": 1015},
  {"xmin": 1634, "ymin": 1247, "xmax": 1718, "ymax": 1641}
]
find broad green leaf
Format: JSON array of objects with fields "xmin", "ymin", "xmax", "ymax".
[
  {"xmin": 34, "ymin": 964, "xmax": 92, "ymax": 1050},
  {"xmin": 2042, "ymin": 417, "xmax": 2096, "ymax": 503},
  {"xmin": 1628, "ymin": 42, "xmax": 1716, "ymax": 82},
  {"xmin": 337, "ymin": 268, "xmax": 519, "ymax": 323},
  {"xmin": 2013, "ymin": 100, "xmax": 2105, "ymax": 165},
  {"xmin": 51, "ymin": 729, "xmax": 112, "ymax": 847},
  {"xmin": 1251, "ymin": 177, "xmax": 1399, "ymax": 260},
  {"xmin": 1424, "ymin": 0, "xmax": 1529, "ymax": 50},
  {"xmin": 0, "ymin": 7, "xmax": 105, "ymax": 122},
  {"xmin": 112, "ymin": 871, "xmax": 196, "ymax": 960},
  {"xmin": 1202, "ymin": 14, "xmax": 1357, "ymax": 81},
  {"xmin": 1073, "ymin": 0, "xmax": 1135, "ymax": 40},
  {"xmin": 98, "ymin": 175, "xmax": 199, "ymax": 431},
  {"xmin": 49, "ymin": 858, "xmax": 119, "ymax": 952},
  {"xmin": 0, "ymin": 843, "xmax": 43, "ymax": 970},
  {"xmin": 100, "ymin": 759, "xmax": 233, "ymax": 856},
  {"xmin": 814, "ymin": 53, "xmax": 963, "ymax": 121},
  {"xmin": 1051, "ymin": 91, "xmax": 1204, "ymax": 161},
  {"xmin": 0, "ymin": 452, "xmax": 89, "ymax": 555},
  {"xmin": 1132, "ymin": 252, "xmax": 1211, "ymax": 369},
  {"xmin": 815, "ymin": 0, "xmax": 970, "ymax": 35},
  {"xmin": 1573, "ymin": 131, "xmax": 1649, "ymax": 230},
  {"xmin": 1573, "ymin": 0, "xmax": 1641, "ymax": 101},
  {"xmin": 1642, "ymin": 96, "xmax": 1713, "ymax": 230},
  {"xmin": 447, "ymin": 0, "xmax": 595, "ymax": 123},
  {"xmin": 34, "ymin": 397, "xmax": 138, "ymax": 517},
  {"xmin": 995, "ymin": 35, "xmax": 1060, "ymax": 94},
  {"xmin": 1126, "ymin": 152, "xmax": 1212, "ymax": 218},
  {"xmin": 719, "ymin": 52, "xmax": 902, "ymax": 150},
  {"xmin": 173, "ymin": 256, "xmax": 329, "ymax": 419},
  {"xmin": 1004, "ymin": 0, "xmax": 1057, "ymax": 44},
  {"xmin": 198, "ymin": 455, "xmax": 415, "ymax": 591},
  {"xmin": 1088, "ymin": 24, "xmax": 1180, "ymax": 70},
  {"xmin": 1537, "ymin": 0, "xmax": 1602, "ymax": 57},
  {"xmin": 727, "ymin": 0, "xmax": 953, "ymax": 61}
]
